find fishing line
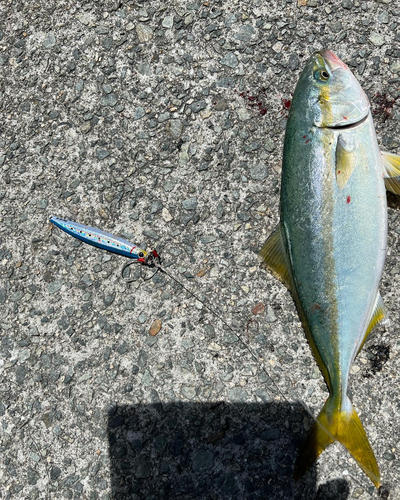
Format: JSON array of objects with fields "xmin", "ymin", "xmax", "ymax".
[{"xmin": 127, "ymin": 258, "xmax": 381, "ymax": 497}]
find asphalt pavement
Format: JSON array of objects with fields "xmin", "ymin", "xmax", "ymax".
[{"xmin": 1, "ymin": 0, "xmax": 400, "ymax": 498}]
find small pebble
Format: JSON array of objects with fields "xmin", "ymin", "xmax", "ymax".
[
  {"xmin": 136, "ymin": 23, "xmax": 154, "ymax": 42},
  {"xmin": 252, "ymin": 303, "xmax": 265, "ymax": 315},
  {"xmin": 149, "ymin": 319, "xmax": 161, "ymax": 336}
]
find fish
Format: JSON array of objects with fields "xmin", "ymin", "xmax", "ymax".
[{"xmin": 260, "ymin": 50, "xmax": 400, "ymax": 488}]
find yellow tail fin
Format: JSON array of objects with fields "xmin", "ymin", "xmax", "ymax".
[{"xmin": 294, "ymin": 396, "xmax": 380, "ymax": 488}]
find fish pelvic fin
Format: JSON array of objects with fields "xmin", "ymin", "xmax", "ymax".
[
  {"xmin": 294, "ymin": 395, "xmax": 380, "ymax": 488},
  {"xmin": 381, "ymin": 150, "xmax": 400, "ymax": 195}
]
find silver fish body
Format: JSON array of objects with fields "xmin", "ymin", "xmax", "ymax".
[
  {"xmin": 260, "ymin": 50, "xmax": 399, "ymax": 487},
  {"xmin": 281, "ymin": 112, "xmax": 387, "ymax": 402}
]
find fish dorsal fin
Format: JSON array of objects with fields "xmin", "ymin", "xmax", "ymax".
[
  {"xmin": 381, "ymin": 151, "xmax": 400, "ymax": 195},
  {"xmin": 260, "ymin": 224, "xmax": 333, "ymax": 392},
  {"xmin": 357, "ymin": 292, "xmax": 386, "ymax": 356},
  {"xmin": 259, "ymin": 224, "xmax": 295, "ymax": 291},
  {"xmin": 336, "ymin": 133, "xmax": 356, "ymax": 189}
]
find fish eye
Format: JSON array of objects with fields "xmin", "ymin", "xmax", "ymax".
[
  {"xmin": 314, "ymin": 69, "xmax": 330, "ymax": 82},
  {"xmin": 139, "ymin": 252, "xmax": 144, "ymax": 258}
]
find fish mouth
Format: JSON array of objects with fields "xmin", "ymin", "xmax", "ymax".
[{"xmin": 320, "ymin": 112, "xmax": 369, "ymax": 130}]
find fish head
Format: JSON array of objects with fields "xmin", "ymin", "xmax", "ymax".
[{"xmin": 291, "ymin": 50, "xmax": 370, "ymax": 128}]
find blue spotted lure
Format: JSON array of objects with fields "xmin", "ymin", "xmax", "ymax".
[{"xmin": 49, "ymin": 217, "xmax": 160, "ymax": 277}]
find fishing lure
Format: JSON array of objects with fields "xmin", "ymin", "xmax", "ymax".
[{"xmin": 49, "ymin": 217, "xmax": 160, "ymax": 277}]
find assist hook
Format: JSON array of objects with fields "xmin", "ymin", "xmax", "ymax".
[{"xmin": 121, "ymin": 249, "xmax": 161, "ymax": 283}]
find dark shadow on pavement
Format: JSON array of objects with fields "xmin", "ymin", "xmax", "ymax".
[{"xmin": 107, "ymin": 401, "xmax": 350, "ymax": 500}]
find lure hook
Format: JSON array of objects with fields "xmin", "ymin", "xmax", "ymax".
[{"xmin": 121, "ymin": 249, "xmax": 161, "ymax": 283}]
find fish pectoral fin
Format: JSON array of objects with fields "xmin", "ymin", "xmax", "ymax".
[
  {"xmin": 336, "ymin": 133, "xmax": 356, "ymax": 189},
  {"xmin": 381, "ymin": 151, "xmax": 400, "ymax": 195},
  {"xmin": 295, "ymin": 395, "xmax": 380, "ymax": 489},
  {"xmin": 259, "ymin": 224, "xmax": 295, "ymax": 291},
  {"xmin": 357, "ymin": 293, "xmax": 386, "ymax": 356}
]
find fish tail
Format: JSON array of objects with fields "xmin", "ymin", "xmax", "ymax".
[{"xmin": 294, "ymin": 395, "xmax": 380, "ymax": 488}]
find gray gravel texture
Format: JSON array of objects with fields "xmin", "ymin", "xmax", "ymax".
[{"xmin": 1, "ymin": 0, "xmax": 400, "ymax": 499}]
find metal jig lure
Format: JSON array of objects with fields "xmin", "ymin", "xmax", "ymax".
[{"xmin": 50, "ymin": 217, "xmax": 161, "ymax": 281}]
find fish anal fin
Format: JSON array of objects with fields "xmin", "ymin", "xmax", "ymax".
[
  {"xmin": 259, "ymin": 225, "xmax": 294, "ymax": 291},
  {"xmin": 381, "ymin": 151, "xmax": 400, "ymax": 195},
  {"xmin": 357, "ymin": 293, "xmax": 386, "ymax": 356},
  {"xmin": 295, "ymin": 396, "xmax": 380, "ymax": 488}
]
